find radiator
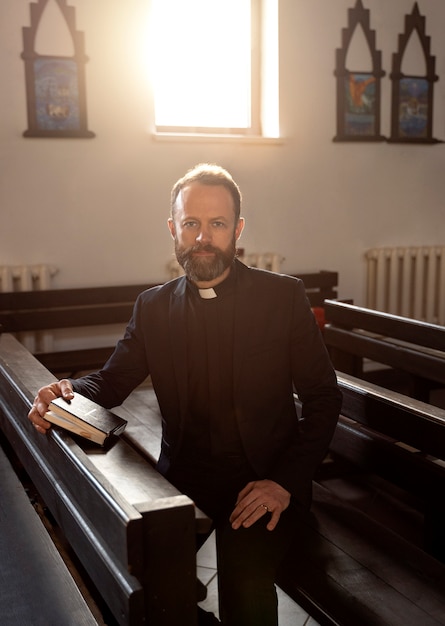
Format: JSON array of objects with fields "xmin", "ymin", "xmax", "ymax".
[
  {"xmin": 238, "ymin": 252, "xmax": 284, "ymax": 273},
  {"xmin": 167, "ymin": 252, "xmax": 283, "ymax": 279},
  {"xmin": 365, "ymin": 246, "xmax": 445, "ymax": 325},
  {"xmin": 0, "ymin": 264, "xmax": 58, "ymax": 352}
]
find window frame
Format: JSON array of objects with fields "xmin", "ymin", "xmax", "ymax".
[{"xmin": 152, "ymin": 0, "xmax": 277, "ymax": 140}]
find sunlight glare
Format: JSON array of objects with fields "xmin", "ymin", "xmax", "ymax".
[{"xmin": 151, "ymin": 0, "xmax": 251, "ymax": 129}]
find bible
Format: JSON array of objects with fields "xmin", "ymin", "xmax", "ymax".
[{"xmin": 45, "ymin": 393, "xmax": 127, "ymax": 446}]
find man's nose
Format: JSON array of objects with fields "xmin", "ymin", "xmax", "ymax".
[{"xmin": 196, "ymin": 227, "xmax": 211, "ymax": 243}]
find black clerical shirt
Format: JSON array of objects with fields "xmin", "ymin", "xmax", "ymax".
[
  {"xmin": 182, "ymin": 265, "xmax": 246, "ymax": 467},
  {"xmin": 166, "ymin": 265, "xmax": 258, "ymax": 520}
]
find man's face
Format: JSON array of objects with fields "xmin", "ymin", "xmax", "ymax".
[{"xmin": 168, "ymin": 182, "xmax": 244, "ymax": 286}]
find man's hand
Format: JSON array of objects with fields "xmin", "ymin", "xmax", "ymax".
[
  {"xmin": 229, "ymin": 479, "xmax": 291, "ymax": 531},
  {"xmin": 28, "ymin": 379, "xmax": 74, "ymax": 434}
]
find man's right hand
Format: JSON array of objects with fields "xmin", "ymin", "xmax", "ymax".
[{"xmin": 28, "ymin": 379, "xmax": 74, "ymax": 434}]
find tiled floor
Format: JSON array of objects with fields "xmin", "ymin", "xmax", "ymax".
[{"xmin": 196, "ymin": 531, "xmax": 319, "ymax": 626}]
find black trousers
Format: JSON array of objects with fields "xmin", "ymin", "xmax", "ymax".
[
  {"xmin": 166, "ymin": 457, "xmax": 299, "ymax": 626},
  {"xmin": 214, "ymin": 506, "xmax": 297, "ymax": 626}
]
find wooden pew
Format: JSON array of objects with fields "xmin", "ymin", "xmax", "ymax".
[
  {"xmin": 67, "ymin": 370, "xmax": 445, "ymax": 626},
  {"xmin": 122, "ymin": 373, "xmax": 445, "ymax": 625},
  {"xmin": 80, "ymin": 371, "xmax": 445, "ymax": 626},
  {"xmin": 332, "ymin": 373, "xmax": 445, "ymax": 560},
  {"xmin": 0, "ymin": 271, "xmax": 337, "ymax": 376},
  {"xmin": 277, "ymin": 373, "xmax": 445, "ymax": 626},
  {"xmin": 296, "ymin": 270, "xmax": 338, "ymax": 307},
  {"xmin": 0, "ymin": 283, "xmax": 155, "ymax": 375},
  {"xmin": 0, "ymin": 441, "xmax": 98, "ymax": 625},
  {"xmin": 323, "ymin": 299, "xmax": 445, "ymax": 403},
  {"xmin": 7, "ymin": 331, "xmax": 443, "ymax": 626},
  {"xmin": 0, "ymin": 333, "xmax": 211, "ymax": 626}
]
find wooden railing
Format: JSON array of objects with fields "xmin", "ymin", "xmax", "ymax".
[{"xmin": 0, "ymin": 333, "xmax": 211, "ymax": 625}]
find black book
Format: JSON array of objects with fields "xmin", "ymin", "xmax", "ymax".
[{"xmin": 45, "ymin": 393, "xmax": 127, "ymax": 446}]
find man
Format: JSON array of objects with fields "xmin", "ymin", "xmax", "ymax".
[{"xmin": 29, "ymin": 164, "xmax": 342, "ymax": 626}]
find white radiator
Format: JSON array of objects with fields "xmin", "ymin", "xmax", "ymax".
[
  {"xmin": 238, "ymin": 252, "xmax": 284, "ymax": 273},
  {"xmin": 0, "ymin": 264, "xmax": 58, "ymax": 292},
  {"xmin": 167, "ymin": 252, "xmax": 284, "ymax": 279},
  {"xmin": 365, "ymin": 246, "xmax": 445, "ymax": 325},
  {"xmin": 0, "ymin": 264, "xmax": 58, "ymax": 352}
]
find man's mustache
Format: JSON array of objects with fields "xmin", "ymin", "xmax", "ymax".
[{"xmin": 187, "ymin": 244, "xmax": 219, "ymax": 254}]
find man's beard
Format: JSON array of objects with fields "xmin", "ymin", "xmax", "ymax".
[{"xmin": 175, "ymin": 239, "xmax": 236, "ymax": 283}]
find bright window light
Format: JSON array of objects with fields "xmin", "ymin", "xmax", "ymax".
[{"xmin": 149, "ymin": 0, "xmax": 271, "ymax": 134}]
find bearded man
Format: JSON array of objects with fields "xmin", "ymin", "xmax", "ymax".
[{"xmin": 29, "ymin": 163, "xmax": 342, "ymax": 626}]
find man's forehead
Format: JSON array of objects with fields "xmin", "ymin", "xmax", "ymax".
[
  {"xmin": 181, "ymin": 181, "xmax": 230, "ymax": 196},
  {"xmin": 178, "ymin": 183, "xmax": 235, "ymax": 212}
]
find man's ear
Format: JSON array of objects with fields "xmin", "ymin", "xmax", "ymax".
[
  {"xmin": 235, "ymin": 217, "xmax": 245, "ymax": 241},
  {"xmin": 167, "ymin": 217, "xmax": 176, "ymax": 239}
]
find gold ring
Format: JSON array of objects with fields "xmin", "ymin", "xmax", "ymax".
[{"xmin": 260, "ymin": 504, "xmax": 269, "ymax": 512}]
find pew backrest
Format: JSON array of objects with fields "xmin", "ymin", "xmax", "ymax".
[
  {"xmin": 0, "ymin": 284, "xmax": 150, "ymax": 332},
  {"xmin": 324, "ymin": 299, "xmax": 445, "ymax": 390},
  {"xmin": 280, "ymin": 372, "xmax": 445, "ymax": 624},
  {"xmin": 328, "ymin": 373, "xmax": 445, "ymax": 561},
  {"xmin": 337, "ymin": 372, "xmax": 445, "ymax": 460},
  {"xmin": 0, "ymin": 271, "xmax": 337, "ymax": 375},
  {"xmin": 0, "ymin": 333, "xmax": 210, "ymax": 625},
  {"xmin": 0, "ymin": 271, "xmax": 338, "ymax": 332}
]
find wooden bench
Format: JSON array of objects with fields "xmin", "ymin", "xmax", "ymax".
[
  {"xmin": 295, "ymin": 269, "xmax": 338, "ymax": 307},
  {"xmin": 0, "ymin": 333, "xmax": 211, "ymax": 626},
  {"xmin": 0, "ymin": 440, "xmax": 98, "ymax": 625},
  {"xmin": 330, "ymin": 374, "xmax": 445, "ymax": 560},
  {"xmin": 0, "ymin": 283, "xmax": 156, "ymax": 376},
  {"xmin": 74, "ymin": 371, "xmax": 445, "ymax": 626},
  {"xmin": 277, "ymin": 373, "xmax": 445, "ymax": 626},
  {"xmin": 0, "ymin": 271, "xmax": 338, "ymax": 376},
  {"xmin": 13, "ymin": 294, "xmax": 445, "ymax": 626},
  {"xmin": 323, "ymin": 299, "xmax": 445, "ymax": 404}
]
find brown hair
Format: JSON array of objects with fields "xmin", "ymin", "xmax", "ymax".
[{"xmin": 171, "ymin": 163, "xmax": 241, "ymax": 220}]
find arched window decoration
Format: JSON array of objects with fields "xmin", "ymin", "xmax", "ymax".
[
  {"xmin": 334, "ymin": 0, "xmax": 385, "ymax": 142},
  {"xmin": 22, "ymin": 0, "xmax": 94, "ymax": 138},
  {"xmin": 389, "ymin": 3, "xmax": 440, "ymax": 144}
]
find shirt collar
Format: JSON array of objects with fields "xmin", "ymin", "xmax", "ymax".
[{"xmin": 186, "ymin": 262, "xmax": 236, "ymax": 300}]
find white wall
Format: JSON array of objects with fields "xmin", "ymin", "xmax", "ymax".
[{"xmin": 1, "ymin": 0, "xmax": 444, "ymax": 305}]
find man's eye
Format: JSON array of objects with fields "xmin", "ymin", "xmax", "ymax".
[{"xmin": 213, "ymin": 222, "xmax": 226, "ymax": 228}]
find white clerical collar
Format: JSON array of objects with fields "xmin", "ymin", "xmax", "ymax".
[{"xmin": 199, "ymin": 287, "xmax": 217, "ymax": 299}]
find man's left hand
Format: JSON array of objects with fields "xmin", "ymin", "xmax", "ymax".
[{"xmin": 229, "ymin": 479, "xmax": 291, "ymax": 531}]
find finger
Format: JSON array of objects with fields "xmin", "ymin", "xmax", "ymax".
[
  {"xmin": 231, "ymin": 486, "xmax": 274, "ymax": 526},
  {"xmin": 234, "ymin": 481, "xmax": 255, "ymax": 505},
  {"xmin": 33, "ymin": 387, "xmax": 55, "ymax": 413},
  {"xmin": 33, "ymin": 422, "xmax": 50, "ymax": 435},
  {"xmin": 59, "ymin": 379, "xmax": 74, "ymax": 399},
  {"xmin": 28, "ymin": 381, "xmax": 67, "ymax": 429},
  {"xmin": 244, "ymin": 503, "xmax": 271, "ymax": 528},
  {"xmin": 266, "ymin": 509, "xmax": 281, "ymax": 531},
  {"xmin": 28, "ymin": 404, "xmax": 51, "ymax": 432},
  {"xmin": 230, "ymin": 499, "xmax": 269, "ymax": 529},
  {"xmin": 33, "ymin": 381, "xmax": 71, "ymax": 417},
  {"xmin": 229, "ymin": 492, "xmax": 259, "ymax": 524}
]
